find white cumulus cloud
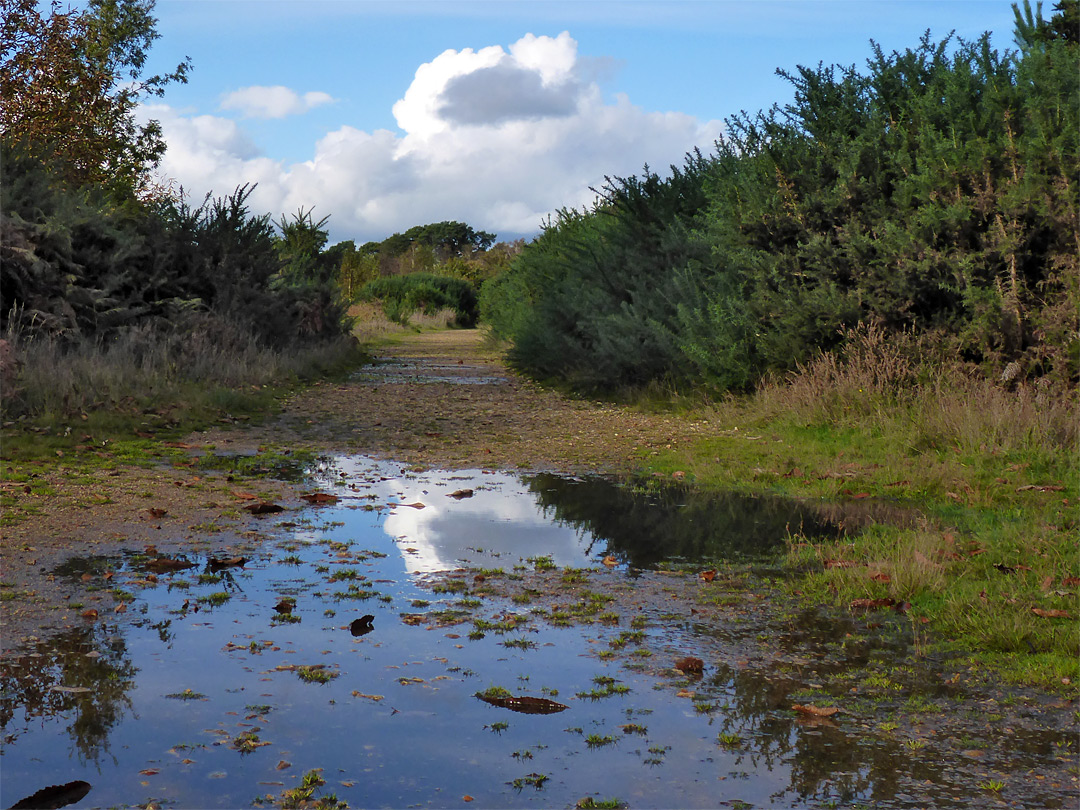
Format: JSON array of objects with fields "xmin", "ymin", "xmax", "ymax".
[
  {"xmin": 146, "ymin": 33, "xmax": 723, "ymax": 243},
  {"xmin": 219, "ymin": 85, "xmax": 336, "ymax": 119}
]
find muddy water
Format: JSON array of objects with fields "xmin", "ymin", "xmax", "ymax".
[{"xmin": 1, "ymin": 459, "xmax": 1075, "ymax": 809}]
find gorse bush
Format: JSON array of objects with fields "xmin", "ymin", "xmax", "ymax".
[
  {"xmin": 359, "ymin": 274, "xmax": 479, "ymax": 327},
  {"xmin": 482, "ymin": 3, "xmax": 1079, "ymax": 395}
]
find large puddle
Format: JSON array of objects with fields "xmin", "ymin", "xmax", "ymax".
[{"xmin": 1, "ymin": 458, "xmax": 1073, "ymax": 808}]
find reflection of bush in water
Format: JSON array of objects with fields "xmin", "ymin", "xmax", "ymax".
[
  {"xmin": 0, "ymin": 626, "xmax": 136, "ymax": 764},
  {"xmin": 524, "ymin": 475, "xmax": 845, "ymax": 566}
]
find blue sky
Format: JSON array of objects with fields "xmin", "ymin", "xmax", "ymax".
[{"xmin": 138, "ymin": 1, "xmax": 1020, "ymax": 244}]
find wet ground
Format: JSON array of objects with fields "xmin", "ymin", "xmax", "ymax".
[{"xmin": 2, "ymin": 457, "xmax": 1076, "ymax": 809}]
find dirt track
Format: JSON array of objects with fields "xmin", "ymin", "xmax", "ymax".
[{"xmin": 1, "ymin": 329, "xmax": 706, "ymax": 651}]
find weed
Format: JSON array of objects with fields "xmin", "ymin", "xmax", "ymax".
[
  {"xmin": 718, "ymin": 732, "xmax": 743, "ymax": 747},
  {"xmin": 585, "ymin": 734, "xmax": 617, "ymax": 748},
  {"xmin": 165, "ymin": 689, "xmax": 206, "ymax": 700},
  {"xmin": 197, "ymin": 591, "xmax": 231, "ymax": 607},
  {"xmin": 297, "ymin": 666, "xmax": 338, "ymax": 684}
]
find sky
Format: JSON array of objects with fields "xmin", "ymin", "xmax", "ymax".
[{"xmin": 136, "ymin": 0, "xmax": 1021, "ymax": 245}]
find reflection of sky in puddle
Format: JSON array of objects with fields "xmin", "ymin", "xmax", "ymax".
[
  {"xmin": 335, "ymin": 459, "xmax": 596, "ymax": 574},
  {"xmin": 6, "ymin": 457, "xmax": 1048, "ymax": 810}
]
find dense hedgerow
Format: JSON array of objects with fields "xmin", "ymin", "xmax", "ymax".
[{"xmin": 481, "ymin": 4, "xmax": 1079, "ymax": 394}]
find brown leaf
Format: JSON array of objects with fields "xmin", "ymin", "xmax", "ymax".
[
  {"xmin": 1031, "ymin": 608, "xmax": 1070, "ymax": 618},
  {"xmin": 699, "ymin": 569, "xmax": 717, "ymax": 582},
  {"xmin": 674, "ymin": 656, "xmax": 704, "ymax": 674},
  {"xmin": 81, "ymin": 609, "xmax": 98, "ymax": 620},
  {"xmin": 244, "ymin": 502, "xmax": 284, "ymax": 515},
  {"xmin": 463, "ymin": 796, "xmax": 474, "ymax": 803},
  {"xmin": 825, "ymin": 560, "xmax": 860, "ymax": 569},
  {"xmin": 300, "ymin": 492, "xmax": 339, "ymax": 505},
  {"xmin": 1063, "ymin": 576, "xmax": 1080, "ymax": 587},
  {"xmin": 163, "ymin": 441, "xmax": 198, "ymax": 449},
  {"xmin": 146, "ymin": 508, "xmax": 168, "ymax": 519},
  {"xmin": 1040, "ymin": 575, "xmax": 1054, "ymax": 592},
  {"xmin": 448, "ymin": 489, "xmax": 474, "ymax": 499},
  {"xmin": 601, "ymin": 555, "xmax": 618, "ymax": 567},
  {"xmin": 792, "ymin": 704, "xmax": 839, "ymax": 717},
  {"xmin": 138, "ymin": 768, "xmax": 159, "ymax": 776},
  {"xmin": 869, "ymin": 572, "xmax": 891, "ymax": 583},
  {"xmin": 231, "ymin": 490, "xmax": 258, "ymax": 500}
]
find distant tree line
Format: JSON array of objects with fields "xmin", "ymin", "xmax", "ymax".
[{"xmin": 481, "ymin": 1, "xmax": 1078, "ymax": 393}]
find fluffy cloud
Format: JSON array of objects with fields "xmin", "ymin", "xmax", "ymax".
[
  {"xmin": 219, "ymin": 85, "xmax": 336, "ymax": 119},
  {"xmin": 146, "ymin": 33, "xmax": 722, "ymax": 243}
]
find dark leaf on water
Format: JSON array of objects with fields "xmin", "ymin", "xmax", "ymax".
[
  {"xmin": 143, "ymin": 557, "xmax": 196, "ymax": 573},
  {"xmin": 476, "ymin": 693, "xmax": 568, "ymax": 714},
  {"xmin": 9, "ymin": 780, "xmax": 92, "ymax": 810},
  {"xmin": 208, "ymin": 556, "xmax": 247, "ymax": 571},
  {"xmin": 350, "ymin": 614, "xmax": 375, "ymax": 636},
  {"xmin": 245, "ymin": 502, "xmax": 284, "ymax": 515}
]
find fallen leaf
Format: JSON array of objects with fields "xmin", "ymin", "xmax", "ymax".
[
  {"xmin": 699, "ymin": 569, "xmax": 716, "ymax": 583},
  {"xmin": 146, "ymin": 508, "xmax": 168, "ymax": 519},
  {"xmin": 300, "ymin": 492, "xmax": 339, "ymax": 505},
  {"xmin": 792, "ymin": 704, "xmax": 839, "ymax": 717},
  {"xmin": 1040, "ymin": 575, "xmax": 1054, "ymax": 592},
  {"xmin": 601, "ymin": 555, "xmax": 618, "ymax": 567},
  {"xmin": 231, "ymin": 490, "xmax": 258, "ymax": 500},
  {"xmin": 869, "ymin": 572, "xmax": 891, "ymax": 583},
  {"xmin": 463, "ymin": 796, "xmax": 474, "ymax": 803},
  {"xmin": 825, "ymin": 560, "xmax": 860, "ymax": 569},
  {"xmin": 1031, "ymin": 608, "xmax": 1070, "ymax": 618},
  {"xmin": 448, "ymin": 489, "xmax": 474, "ymax": 499},
  {"xmin": 138, "ymin": 769, "xmax": 159, "ymax": 776},
  {"xmin": 675, "ymin": 689, "xmax": 695, "ymax": 698},
  {"xmin": 80, "ymin": 609, "xmax": 98, "ymax": 620},
  {"xmin": 244, "ymin": 502, "xmax": 284, "ymax": 515},
  {"xmin": 674, "ymin": 656, "xmax": 704, "ymax": 674}
]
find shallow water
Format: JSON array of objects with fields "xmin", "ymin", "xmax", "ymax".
[{"xmin": 1, "ymin": 458, "xmax": 1072, "ymax": 809}]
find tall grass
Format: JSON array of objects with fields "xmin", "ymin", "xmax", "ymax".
[
  {"xmin": 753, "ymin": 324, "xmax": 1076, "ymax": 455},
  {"xmin": 2, "ymin": 313, "xmax": 363, "ymax": 423}
]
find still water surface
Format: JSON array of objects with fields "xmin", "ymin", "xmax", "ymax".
[{"xmin": 2, "ymin": 457, "xmax": 1045, "ymax": 809}]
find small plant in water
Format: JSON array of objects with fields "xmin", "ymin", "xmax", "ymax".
[
  {"xmin": 297, "ymin": 665, "xmax": 338, "ymax": 684},
  {"xmin": 486, "ymin": 721, "xmax": 509, "ymax": 734},
  {"xmin": 198, "ymin": 591, "xmax": 231, "ymax": 607},
  {"xmin": 509, "ymin": 772, "xmax": 549, "ymax": 790},
  {"xmin": 718, "ymin": 732, "xmax": 743, "ymax": 747},
  {"xmin": 585, "ymin": 734, "xmax": 617, "ymax": 748},
  {"xmin": 476, "ymin": 685, "xmax": 513, "ymax": 701},
  {"xmin": 512, "ymin": 749, "xmax": 533, "ymax": 761},
  {"xmin": 577, "ymin": 799, "xmax": 622, "ymax": 809},
  {"xmin": 165, "ymin": 688, "xmax": 206, "ymax": 701},
  {"xmin": 978, "ymin": 779, "xmax": 1005, "ymax": 792}
]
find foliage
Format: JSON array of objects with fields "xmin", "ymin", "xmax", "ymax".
[
  {"xmin": 0, "ymin": 0, "xmax": 190, "ymax": 198},
  {"xmin": 359, "ymin": 273, "xmax": 479, "ymax": 327},
  {"xmin": 482, "ymin": 2, "xmax": 1078, "ymax": 394}
]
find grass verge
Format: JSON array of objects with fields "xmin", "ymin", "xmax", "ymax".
[{"xmin": 643, "ymin": 332, "xmax": 1078, "ymax": 691}]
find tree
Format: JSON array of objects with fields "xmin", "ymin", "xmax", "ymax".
[{"xmin": 0, "ymin": 0, "xmax": 190, "ymax": 197}]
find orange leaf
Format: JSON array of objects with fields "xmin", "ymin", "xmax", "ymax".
[
  {"xmin": 231, "ymin": 490, "xmax": 258, "ymax": 500},
  {"xmin": 869, "ymin": 572, "xmax": 891, "ymax": 583},
  {"xmin": 1032, "ymin": 608, "xmax": 1070, "ymax": 618},
  {"xmin": 301, "ymin": 492, "xmax": 339, "ymax": 505},
  {"xmin": 699, "ymin": 569, "xmax": 716, "ymax": 582},
  {"xmin": 602, "ymin": 555, "xmax": 618, "ymax": 567}
]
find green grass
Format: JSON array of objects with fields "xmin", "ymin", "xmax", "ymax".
[{"xmin": 644, "ymin": 364, "xmax": 1079, "ymax": 692}]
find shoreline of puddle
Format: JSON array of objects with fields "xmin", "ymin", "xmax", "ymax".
[{"xmin": 2, "ymin": 455, "xmax": 1075, "ymax": 809}]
